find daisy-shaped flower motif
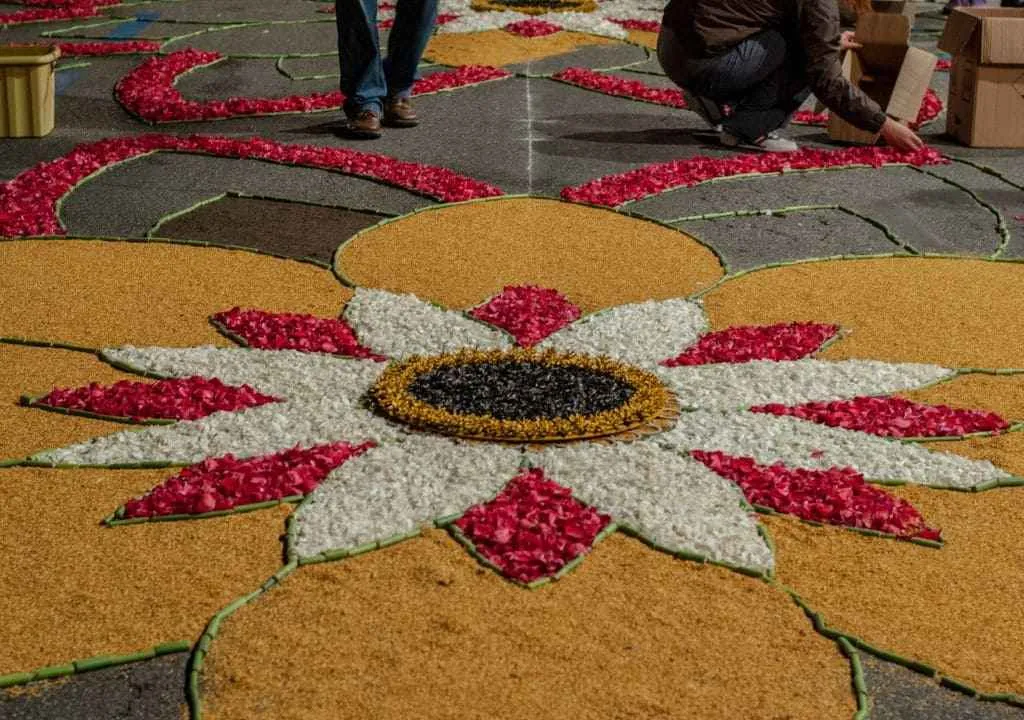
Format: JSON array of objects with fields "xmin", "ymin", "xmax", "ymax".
[
  {"xmin": 27, "ymin": 286, "xmax": 1014, "ymax": 582},
  {"xmin": 435, "ymin": 0, "xmax": 660, "ymax": 40}
]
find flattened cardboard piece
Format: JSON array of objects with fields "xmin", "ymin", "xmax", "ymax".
[
  {"xmin": 828, "ymin": 12, "xmax": 935, "ymax": 144},
  {"xmin": 940, "ymin": 7, "xmax": 1024, "ymax": 147}
]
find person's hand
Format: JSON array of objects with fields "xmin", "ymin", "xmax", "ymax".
[
  {"xmin": 840, "ymin": 31, "xmax": 862, "ymax": 51},
  {"xmin": 879, "ymin": 117, "xmax": 924, "ymax": 152}
]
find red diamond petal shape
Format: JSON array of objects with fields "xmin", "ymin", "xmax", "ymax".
[
  {"xmin": 469, "ymin": 286, "xmax": 582, "ymax": 347},
  {"xmin": 453, "ymin": 468, "xmax": 611, "ymax": 583},
  {"xmin": 30, "ymin": 376, "xmax": 280, "ymax": 421},
  {"xmin": 119, "ymin": 441, "xmax": 373, "ymax": 519},
  {"xmin": 691, "ymin": 450, "xmax": 941, "ymax": 541},
  {"xmin": 750, "ymin": 396, "xmax": 1010, "ymax": 438},
  {"xmin": 211, "ymin": 307, "xmax": 385, "ymax": 359},
  {"xmin": 662, "ymin": 322, "xmax": 839, "ymax": 366},
  {"xmin": 504, "ymin": 19, "xmax": 563, "ymax": 37}
]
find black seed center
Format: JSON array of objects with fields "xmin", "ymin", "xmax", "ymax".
[{"xmin": 407, "ymin": 361, "xmax": 635, "ymax": 420}]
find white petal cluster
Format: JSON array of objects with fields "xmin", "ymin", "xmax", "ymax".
[
  {"xmin": 659, "ymin": 410, "xmax": 1012, "ymax": 489},
  {"xmin": 293, "ymin": 435, "xmax": 522, "ymax": 557},
  {"xmin": 541, "ymin": 298, "xmax": 707, "ymax": 368},
  {"xmin": 435, "ymin": 0, "xmax": 661, "ymax": 39},
  {"xmin": 657, "ymin": 359, "xmax": 955, "ymax": 411},
  {"xmin": 529, "ymin": 441, "xmax": 773, "ymax": 572},
  {"xmin": 344, "ymin": 288, "xmax": 509, "ymax": 359}
]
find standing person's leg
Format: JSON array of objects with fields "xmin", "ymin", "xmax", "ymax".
[
  {"xmin": 382, "ymin": 0, "xmax": 438, "ymax": 126},
  {"xmin": 336, "ymin": 0, "xmax": 387, "ymax": 136}
]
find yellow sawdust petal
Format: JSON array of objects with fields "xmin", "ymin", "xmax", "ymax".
[
  {"xmin": 919, "ymin": 431, "xmax": 1024, "ymax": 477},
  {"xmin": 702, "ymin": 257, "xmax": 1024, "ymax": 368},
  {"xmin": 425, "ymin": 30, "xmax": 616, "ymax": 67},
  {"xmin": 202, "ymin": 531, "xmax": 854, "ymax": 720},
  {"xmin": 0, "ymin": 466, "xmax": 290, "ymax": 675},
  {"xmin": 767, "ymin": 483, "xmax": 1024, "ymax": 697},
  {"xmin": 0, "ymin": 344, "xmax": 137, "ymax": 461},
  {"xmin": 336, "ymin": 198, "xmax": 723, "ymax": 311},
  {"xmin": 0, "ymin": 239, "xmax": 348, "ymax": 348}
]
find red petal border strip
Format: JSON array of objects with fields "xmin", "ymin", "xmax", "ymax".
[
  {"xmin": 115, "ymin": 49, "xmax": 511, "ymax": 123},
  {"xmin": 120, "ymin": 441, "xmax": 373, "ymax": 518},
  {"xmin": 453, "ymin": 468, "xmax": 611, "ymax": 583},
  {"xmin": 662, "ymin": 323, "xmax": 839, "ymax": 366},
  {"xmin": 0, "ymin": 134, "xmax": 503, "ymax": 237},
  {"xmin": 469, "ymin": 285, "xmax": 582, "ymax": 347},
  {"xmin": 691, "ymin": 450, "xmax": 941, "ymax": 541},
  {"xmin": 211, "ymin": 307, "xmax": 385, "ymax": 360},
  {"xmin": 560, "ymin": 145, "xmax": 948, "ymax": 207},
  {"xmin": 749, "ymin": 396, "xmax": 1010, "ymax": 439},
  {"xmin": 3, "ymin": 40, "xmax": 160, "ymax": 55},
  {"xmin": 552, "ymin": 67, "xmax": 685, "ymax": 108},
  {"xmin": 31, "ymin": 376, "xmax": 280, "ymax": 421}
]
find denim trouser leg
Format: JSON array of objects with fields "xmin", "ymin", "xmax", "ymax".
[
  {"xmin": 336, "ymin": 0, "xmax": 385, "ymax": 114},
  {"xmin": 658, "ymin": 28, "xmax": 810, "ymax": 142},
  {"xmin": 385, "ymin": 0, "xmax": 438, "ymax": 98}
]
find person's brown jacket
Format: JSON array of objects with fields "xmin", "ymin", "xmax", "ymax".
[{"xmin": 662, "ymin": 0, "xmax": 887, "ymax": 131}]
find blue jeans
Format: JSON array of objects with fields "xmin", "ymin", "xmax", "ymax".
[
  {"xmin": 336, "ymin": 0, "xmax": 438, "ymax": 115},
  {"xmin": 658, "ymin": 27, "xmax": 810, "ymax": 142}
]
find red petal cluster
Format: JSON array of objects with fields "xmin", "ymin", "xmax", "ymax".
[
  {"xmin": 691, "ymin": 450, "xmax": 941, "ymax": 541},
  {"xmin": 793, "ymin": 89, "xmax": 942, "ymax": 130},
  {"xmin": 3, "ymin": 40, "xmax": 159, "ymax": 55},
  {"xmin": 504, "ymin": 18, "xmax": 563, "ymax": 36},
  {"xmin": 453, "ymin": 468, "xmax": 611, "ymax": 583},
  {"xmin": 0, "ymin": 134, "xmax": 502, "ymax": 237},
  {"xmin": 469, "ymin": 285, "xmax": 581, "ymax": 347},
  {"xmin": 560, "ymin": 145, "xmax": 948, "ymax": 207},
  {"xmin": 936, "ymin": 58, "xmax": 951, "ymax": 71},
  {"xmin": 750, "ymin": 395, "xmax": 1010, "ymax": 438},
  {"xmin": 33, "ymin": 376, "xmax": 279, "ymax": 421},
  {"xmin": 114, "ymin": 50, "xmax": 509, "ymax": 123},
  {"xmin": 122, "ymin": 442, "xmax": 373, "ymax": 518},
  {"xmin": 0, "ymin": 0, "xmax": 108, "ymax": 24},
  {"xmin": 552, "ymin": 67, "xmax": 686, "ymax": 108},
  {"xmin": 211, "ymin": 307, "xmax": 385, "ymax": 359},
  {"xmin": 662, "ymin": 323, "xmax": 839, "ymax": 366},
  {"xmin": 608, "ymin": 18, "xmax": 661, "ymax": 32}
]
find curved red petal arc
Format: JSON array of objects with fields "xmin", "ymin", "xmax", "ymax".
[
  {"xmin": 32, "ymin": 376, "xmax": 280, "ymax": 421},
  {"xmin": 690, "ymin": 449, "xmax": 941, "ymax": 541},
  {"xmin": 552, "ymin": 67, "xmax": 686, "ymax": 108},
  {"xmin": 120, "ymin": 441, "xmax": 374, "ymax": 518},
  {"xmin": 453, "ymin": 468, "xmax": 611, "ymax": 583}
]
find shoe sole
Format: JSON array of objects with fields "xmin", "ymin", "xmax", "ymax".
[{"xmin": 381, "ymin": 117, "xmax": 419, "ymax": 128}]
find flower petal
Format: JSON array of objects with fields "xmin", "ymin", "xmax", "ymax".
[
  {"xmin": 658, "ymin": 410, "xmax": 1013, "ymax": 489},
  {"xmin": 343, "ymin": 288, "xmax": 509, "ymax": 359},
  {"xmin": 540, "ymin": 298, "xmax": 707, "ymax": 368},
  {"xmin": 528, "ymin": 442, "xmax": 773, "ymax": 573},
  {"xmin": 655, "ymin": 359, "xmax": 954, "ymax": 410},
  {"xmin": 292, "ymin": 436, "xmax": 522, "ymax": 558},
  {"xmin": 210, "ymin": 307, "xmax": 383, "ymax": 359},
  {"xmin": 29, "ymin": 397, "xmax": 400, "ymax": 467},
  {"xmin": 100, "ymin": 346, "xmax": 383, "ymax": 401},
  {"xmin": 662, "ymin": 323, "xmax": 839, "ymax": 366},
  {"xmin": 468, "ymin": 285, "xmax": 581, "ymax": 347}
]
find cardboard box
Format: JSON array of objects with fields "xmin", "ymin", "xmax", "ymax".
[
  {"xmin": 828, "ymin": 12, "xmax": 937, "ymax": 144},
  {"xmin": 938, "ymin": 8, "xmax": 1024, "ymax": 148},
  {"xmin": 0, "ymin": 46, "xmax": 60, "ymax": 138}
]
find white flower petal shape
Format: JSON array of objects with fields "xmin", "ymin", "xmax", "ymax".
[
  {"xmin": 29, "ymin": 397, "xmax": 401, "ymax": 467},
  {"xmin": 344, "ymin": 288, "xmax": 510, "ymax": 359},
  {"xmin": 656, "ymin": 359, "xmax": 955, "ymax": 410},
  {"xmin": 540, "ymin": 298, "xmax": 707, "ymax": 368},
  {"xmin": 528, "ymin": 442, "xmax": 773, "ymax": 573},
  {"xmin": 101, "ymin": 346, "xmax": 385, "ymax": 401},
  {"xmin": 293, "ymin": 435, "xmax": 521, "ymax": 558},
  {"xmin": 658, "ymin": 410, "xmax": 1012, "ymax": 489}
]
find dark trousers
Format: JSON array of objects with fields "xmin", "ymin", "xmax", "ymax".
[{"xmin": 657, "ymin": 26, "xmax": 811, "ymax": 142}]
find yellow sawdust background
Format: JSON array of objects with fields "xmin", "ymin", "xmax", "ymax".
[
  {"xmin": 203, "ymin": 531, "xmax": 855, "ymax": 720},
  {"xmin": 0, "ymin": 240, "xmax": 348, "ymax": 349},
  {"xmin": 336, "ymin": 198, "xmax": 724, "ymax": 311},
  {"xmin": 0, "ymin": 466, "xmax": 290, "ymax": 675},
  {"xmin": 425, "ymin": 30, "xmax": 617, "ymax": 67}
]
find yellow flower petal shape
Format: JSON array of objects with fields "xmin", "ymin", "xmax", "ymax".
[{"xmin": 425, "ymin": 30, "xmax": 617, "ymax": 67}]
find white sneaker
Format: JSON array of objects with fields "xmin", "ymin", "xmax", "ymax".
[{"xmin": 720, "ymin": 130, "xmax": 799, "ymax": 153}]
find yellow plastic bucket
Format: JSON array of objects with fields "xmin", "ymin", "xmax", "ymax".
[{"xmin": 0, "ymin": 45, "xmax": 61, "ymax": 138}]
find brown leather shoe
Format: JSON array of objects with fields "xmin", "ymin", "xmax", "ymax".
[
  {"xmin": 342, "ymin": 109, "xmax": 382, "ymax": 139},
  {"xmin": 383, "ymin": 97, "xmax": 419, "ymax": 128}
]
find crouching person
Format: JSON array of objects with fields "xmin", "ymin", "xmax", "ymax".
[{"xmin": 657, "ymin": 0, "xmax": 924, "ymax": 152}]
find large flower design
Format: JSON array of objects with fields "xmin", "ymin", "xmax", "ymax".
[
  {"xmin": 27, "ymin": 286, "xmax": 1014, "ymax": 582},
  {"xmin": 434, "ymin": 0, "xmax": 660, "ymax": 39}
]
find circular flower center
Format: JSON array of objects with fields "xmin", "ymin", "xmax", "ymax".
[{"xmin": 370, "ymin": 348, "xmax": 676, "ymax": 443}]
